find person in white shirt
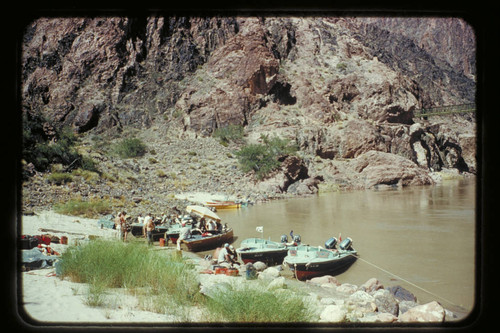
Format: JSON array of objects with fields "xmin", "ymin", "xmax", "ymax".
[
  {"xmin": 177, "ymin": 222, "xmax": 191, "ymax": 250},
  {"xmin": 143, "ymin": 213, "xmax": 152, "ymax": 237},
  {"xmin": 218, "ymin": 243, "xmax": 238, "ymax": 265}
]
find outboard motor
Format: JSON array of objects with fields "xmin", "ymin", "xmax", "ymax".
[
  {"xmin": 293, "ymin": 234, "xmax": 301, "ymax": 245},
  {"xmin": 325, "ymin": 237, "xmax": 338, "ymax": 250},
  {"xmin": 280, "ymin": 234, "xmax": 288, "ymax": 243},
  {"xmin": 339, "ymin": 237, "xmax": 353, "ymax": 251}
]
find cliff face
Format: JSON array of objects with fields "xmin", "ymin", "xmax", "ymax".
[{"xmin": 21, "ymin": 16, "xmax": 477, "ymax": 192}]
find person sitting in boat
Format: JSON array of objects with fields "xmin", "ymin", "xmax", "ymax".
[
  {"xmin": 177, "ymin": 222, "xmax": 192, "ymax": 251},
  {"xmin": 218, "ymin": 243, "xmax": 238, "ymax": 266},
  {"xmin": 205, "ymin": 219, "xmax": 217, "ymax": 234}
]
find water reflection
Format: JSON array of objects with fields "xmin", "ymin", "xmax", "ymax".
[{"xmin": 217, "ymin": 179, "xmax": 476, "ymax": 314}]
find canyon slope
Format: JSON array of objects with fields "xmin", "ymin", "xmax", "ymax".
[{"xmin": 21, "ymin": 16, "xmax": 476, "ymax": 213}]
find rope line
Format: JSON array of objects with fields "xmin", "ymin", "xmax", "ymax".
[{"xmin": 351, "ymin": 254, "xmax": 461, "ymax": 308}]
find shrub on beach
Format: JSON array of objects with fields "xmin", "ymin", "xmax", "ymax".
[
  {"xmin": 205, "ymin": 282, "xmax": 313, "ymax": 322},
  {"xmin": 59, "ymin": 240, "xmax": 202, "ymax": 309}
]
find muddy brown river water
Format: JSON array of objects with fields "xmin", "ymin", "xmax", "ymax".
[{"xmin": 215, "ymin": 178, "xmax": 476, "ymax": 315}]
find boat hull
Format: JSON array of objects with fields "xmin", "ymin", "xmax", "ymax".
[
  {"xmin": 238, "ymin": 249, "xmax": 289, "ymax": 265},
  {"xmin": 204, "ymin": 201, "xmax": 241, "ymax": 209},
  {"xmin": 285, "ymin": 252, "xmax": 357, "ymax": 281},
  {"xmin": 130, "ymin": 224, "xmax": 168, "ymax": 241},
  {"xmin": 181, "ymin": 229, "xmax": 234, "ymax": 252}
]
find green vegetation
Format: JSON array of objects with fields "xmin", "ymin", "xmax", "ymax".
[
  {"xmin": 213, "ymin": 124, "xmax": 245, "ymax": 146},
  {"xmin": 235, "ymin": 134, "xmax": 298, "ymax": 179},
  {"xmin": 336, "ymin": 62, "xmax": 347, "ymax": 71},
  {"xmin": 23, "ymin": 111, "xmax": 80, "ymax": 174},
  {"xmin": 22, "ymin": 111, "xmax": 99, "ymax": 179},
  {"xmin": 113, "ymin": 137, "xmax": 147, "ymax": 158},
  {"xmin": 47, "ymin": 172, "xmax": 73, "ymax": 185},
  {"xmin": 205, "ymin": 283, "xmax": 313, "ymax": 322},
  {"xmin": 60, "ymin": 240, "xmax": 202, "ymax": 311},
  {"xmin": 54, "ymin": 197, "xmax": 112, "ymax": 218},
  {"xmin": 59, "ymin": 239, "xmax": 314, "ymax": 322}
]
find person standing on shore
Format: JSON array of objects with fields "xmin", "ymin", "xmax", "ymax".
[
  {"xmin": 120, "ymin": 212, "xmax": 128, "ymax": 242},
  {"xmin": 145, "ymin": 213, "xmax": 155, "ymax": 246},
  {"xmin": 177, "ymin": 222, "xmax": 191, "ymax": 251},
  {"xmin": 114, "ymin": 212, "xmax": 122, "ymax": 240},
  {"xmin": 143, "ymin": 213, "xmax": 152, "ymax": 237}
]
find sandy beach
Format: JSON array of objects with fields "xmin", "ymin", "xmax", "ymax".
[{"xmin": 19, "ymin": 211, "xmax": 176, "ymax": 323}]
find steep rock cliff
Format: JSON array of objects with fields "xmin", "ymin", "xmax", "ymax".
[{"xmin": 21, "ymin": 15, "xmax": 476, "ymax": 200}]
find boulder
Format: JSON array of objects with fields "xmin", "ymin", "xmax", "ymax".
[
  {"xmin": 266, "ymin": 276, "xmax": 286, "ymax": 290},
  {"xmin": 340, "ymin": 119, "xmax": 387, "ymax": 159},
  {"xmin": 337, "ymin": 283, "xmax": 358, "ymax": 294},
  {"xmin": 351, "ymin": 150, "xmax": 434, "ymax": 189},
  {"xmin": 398, "ymin": 301, "xmax": 445, "ymax": 322},
  {"xmin": 359, "ymin": 312, "xmax": 398, "ymax": 323},
  {"xmin": 320, "ymin": 297, "xmax": 338, "ymax": 305},
  {"xmin": 398, "ymin": 300, "xmax": 420, "ymax": 315},
  {"xmin": 252, "ymin": 261, "xmax": 267, "ymax": 272},
  {"xmin": 349, "ymin": 290, "xmax": 375, "ymax": 304},
  {"xmin": 374, "ymin": 293, "xmax": 399, "ymax": 317},
  {"xmin": 307, "ymin": 275, "xmax": 341, "ymax": 287},
  {"xmin": 386, "ymin": 285, "xmax": 417, "ymax": 302},
  {"xmin": 360, "ymin": 277, "xmax": 384, "ymax": 293},
  {"xmin": 319, "ymin": 304, "xmax": 347, "ymax": 322},
  {"xmin": 258, "ymin": 266, "xmax": 280, "ymax": 279},
  {"xmin": 286, "ymin": 177, "xmax": 321, "ymax": 195}
]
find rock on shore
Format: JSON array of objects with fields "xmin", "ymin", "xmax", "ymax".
[{"xmin": 195, "ymin": 259, "xmax": 456, "ymax": 323}]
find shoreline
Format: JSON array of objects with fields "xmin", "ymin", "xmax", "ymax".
[{"xmin": 18, "ymin": 210, "xmax": 468, "ymax": 325}]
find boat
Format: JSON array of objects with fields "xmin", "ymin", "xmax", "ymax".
[
  {"xmin": 130, "ymin": 214, "xmax": 197, "ymax": 243},
  {"xmin": 179, "ymin": 227, "xmax": 234, "ymax": 252},
  {"xmin": 204, "ymin": 200, "xmax": 241, "ymax": 210},
  {"xmin": 236, "ymin": 238, "xmax": 289, "ymax": 265},
  {"xmin": 283, "ymin": 237, "xmax": 358, "ymax": 281},
  {"xmin": 178, "ymin": 205, "xmax": 234, "ymax": 251},
  {"xmin": 236, "ymin": 233, "xmax": 301, "ymax": 265},
  {"xmin": 130, "ymin": 223, "xmax": 169, "ymax": 241}
]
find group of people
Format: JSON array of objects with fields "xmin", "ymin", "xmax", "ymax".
[
  {"xmin": 114, "ymin": 211, "xmax": 130, "ymax": 241},
  {"xmin": 217, "ymin": 243, "xmax": 239, "ymax": 266},
  {"xmin": 113, "ymin": 211, "xmax": 239, "ymax": 266}
]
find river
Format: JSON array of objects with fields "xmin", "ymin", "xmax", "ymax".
[{"xmin": 216, "ymin": 178, "xmax": 476, "ymax": 315}]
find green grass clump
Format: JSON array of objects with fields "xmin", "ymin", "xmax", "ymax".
[
  {"xmin": 59, "ymin": 240, "xmax": 202, "ymax": 310},
  {"xmin": 54, "ymin": 197, "xmax": 111, "ymax": 218},
  {"xmin": 205, "ymin": 283, "xmax": 313, "ymax": 322},
  {"xmin": 47, "ymin": 172, "xmax": 73, "ymax": 185}
]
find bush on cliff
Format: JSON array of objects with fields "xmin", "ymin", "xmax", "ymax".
[
  {"xmin": 22, "ymin": 111, "xmax": 81, "ymax": 174},
  {"xmin": 113, "ymin": 137, "xmax": 147, "ymax": 158},
  {"xmin": 213, "ymin": 124, "xmax": 245, "ymax": 146},
  {"xmin": 235, "ymin": 134, "xmax": 298, "ymax": 179}
]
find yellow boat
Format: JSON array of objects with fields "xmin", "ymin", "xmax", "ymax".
[{"xmin": 204, "ymin": 201, "xmax": 241, "ymax": 209}]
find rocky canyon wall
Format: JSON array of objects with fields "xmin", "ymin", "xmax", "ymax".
[{"xmin": 21, "ymin": 15, "xmax": 477, "ymax": 191}]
